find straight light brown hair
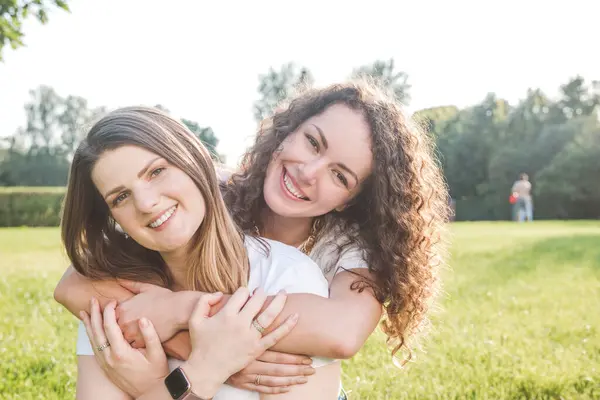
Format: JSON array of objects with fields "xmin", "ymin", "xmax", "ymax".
[{"xmin": 61, "ymin": 106, "xmax": 248, "ymax": 293}]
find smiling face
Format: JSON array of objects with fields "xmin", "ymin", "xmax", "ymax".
[
  {"xmin": 91, "ymin": 145, "xmax": 206, "ymax": 255},
  {"xmin": 263, "ymin": 103, "xmax": 374, "ymax": 218}
]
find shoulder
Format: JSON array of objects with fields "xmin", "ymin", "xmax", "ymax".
[{"xmin": 310, "ymin": 224, "xmax": 368, "ymax": 278}]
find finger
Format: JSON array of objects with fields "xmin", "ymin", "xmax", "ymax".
[
  {"xmin": 251, "ymin": 374, "xmax": 309, "ymax": 387},
  {"xmin": 259, "ymin": 313, "xmax": 299, "ymax": 351},
  {"xmin": 255, "ymin": 290, "xmax": 287, "ymax": 329},
  {"xmin": 131, "ymin": 333, "xmax": 146, "ymax": 349},
  {"xmin": 103, "ymin": 300, "xmax": 130, "ymax": 356},
  {"xmin": 247, "ymin": 361, "xmax": 315, "ymax": 377},
  {"xmin": 190, "ymin": 292, "xmax": 224, "ymax": 321},
  {"xmin": 117, "ymin": 279, "xmax": 151, "ymax": 294},
  {"xmin": 222, "ymin": 287, "xmax": 251, "ymax": 315},
  {"xmin": 258, "ymin": 350, "xmax": 312, "ymax": 366},
  {"xmin": 89, "ymin": 297, "xmax": 111, "ymax": 357},
  {"xmin": 240, "ymin": 384, "xmax": 291, "ymax": 394},
  {"xmin": 139, "ymin": 318, "xmax": 166, "ymax": 363},
  {"xmin": 240, "ymin": 287, "xmax": 267, "ymax": 322}
]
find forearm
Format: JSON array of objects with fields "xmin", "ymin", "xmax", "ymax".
[
  {"xmin": 177, "ymin": 288, "xmax": 380, "ymax": 359},
  {"xmin": 265, "ymin": 271, "xmax": 382, "ymax": 359},
  {"xmin": 263, "ymin": 295, "xmax": 372, "ymax": 358},
  {"xmin": 54, "ymin": 266, "xmax": 134, "ymax": 318},
  {"xmin": 161, "ymin": 272, "xmax": 382, "ymax": 360}
]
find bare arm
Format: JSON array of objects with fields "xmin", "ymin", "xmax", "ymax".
[
  {"xmin": 264, "ymin": 269, "xmax": 382, "ymax": 358},
  {"xmin": 76, "ymin": 356, "xmax": 132, "ymax": 400},
  {"xmin": 177, "ymin": 270, "xmax": 382, "ymax": 359},
  {"xmin": 54, "ymin": 266, "xmax": 134, "ymax": 315},
  {"xmin": 56, "ymin": 266, "xmax": 382, "ymax": 359},
  {"xmin": 260, "ymin": 362, "xmax": 341, "ymax": 400}
]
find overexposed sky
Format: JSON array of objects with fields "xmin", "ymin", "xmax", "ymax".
[{"xmin": 1, "ymin": 0, "xmax": 598, "ymax": 165}]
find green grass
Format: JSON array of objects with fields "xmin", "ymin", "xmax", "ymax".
[{"xmin": 1, "ymin": 222, "xmax": 599, "ymax": 399}]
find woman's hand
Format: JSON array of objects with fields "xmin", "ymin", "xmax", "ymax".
[
  {"xmin": 226, "ymin": 350, "xmax": 315, "ymax": 394},
  {"xmin": 115, "ymin": 280, "xmax": 192, "ymax": 347},
  {"xmin": 81, "ymin": 297, "xmax": 169, "ymax": 398},
  {"xmin": 182, "ymin": 287, "xmax": 301, "ymax": 394}
]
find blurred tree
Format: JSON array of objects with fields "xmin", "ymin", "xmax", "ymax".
[
  {"xmin": 535, "ymin": 116, "xmax": 600, "ymax": 219},
  {"xmin": 181, "ymin": 118, "xmax": 223, "ymax": 162},
  {"xmin": 413, "ymin": 105, "xmax": 459, "ymax": 138},
  {"xmin": 352, "ymin": 58, "xmax": 411, "ymax": 104},
  {"xmin": 0, "ymin": 0, "xmax": 70, "ymax": 61},
  {"xmin": 0, "ymin": 85, "xmax": 96, "ymax": 185},
  {"xmin": 59, "ymin": 95, "xmax": 105, "ymax": 157},
  {"xmin": 434, "ymin": 76, "xmax": 600, "ymax": 220},
  {"xmin": 253, "ymin": 62, "xmax": 314, "ymax": 122}
]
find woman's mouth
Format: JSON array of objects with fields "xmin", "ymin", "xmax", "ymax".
[
  {"xmin": 148, "ymin": 205, "xmax": 178, "ymax": 229},
  {"xmin": 281, "ymin": 168, "xmax": 309, "ymax": 201}
]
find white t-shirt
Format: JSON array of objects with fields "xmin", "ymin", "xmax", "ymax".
[
  {"xmin": 308, "ymin": 226, "xmax": 369, "ymax": 284},
  {"xmin": 76, "ymin": 236, "xmax": 334, "ymax": 400}
]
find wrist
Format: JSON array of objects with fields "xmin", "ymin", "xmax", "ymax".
[
  {"xmin": 180, "ymin": 361, "xmax": 222, "ymax": 399},
  {"xmin": 175, "ymin": 291, "xmax": 203, "ymax": 330}
]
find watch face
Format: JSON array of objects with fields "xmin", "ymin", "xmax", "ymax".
[{"xmin": 165, "ymin": 367, "xmax": 191, "ymax": 399}]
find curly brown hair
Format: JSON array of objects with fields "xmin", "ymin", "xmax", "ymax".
[{"xmin": 222, "ymin": 79, "xmax": 450, "ymax": 364}]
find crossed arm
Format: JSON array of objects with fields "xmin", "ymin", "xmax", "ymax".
[{"xmin": 54, "ymin": 265, "xmax": 383, "ymax": 360}]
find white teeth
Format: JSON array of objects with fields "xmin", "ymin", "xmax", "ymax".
[
  {"xmin": 283, "ymin": 171, "xmax": 307, "ymax": 200},
  {"xmin": 149, "ymin": 205, "xmax": 177, "ymax": 228}
]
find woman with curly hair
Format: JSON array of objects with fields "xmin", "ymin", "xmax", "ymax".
[{"xmin": 54, "ymin": 79, "xmax": 449, "ymax": 398}]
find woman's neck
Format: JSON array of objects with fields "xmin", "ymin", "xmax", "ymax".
[
  {"xmin": 260, "ymin": 209, "xmax": 313, "ymax": 248},
  {"xmin": 160, "ymin": 248, "xmax": 189, "ymax": 291}
]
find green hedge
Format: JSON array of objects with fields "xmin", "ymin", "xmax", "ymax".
[{"xmin": 0, "ymin": 187, "xmax": 65, "ymax": 227}]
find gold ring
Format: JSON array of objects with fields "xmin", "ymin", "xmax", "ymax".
[
  {"xmin": 97, "ymin": 341, "xmax": 111, "ymax": 352},
  {"xmin": 252, "ymin": 319, "xmax": 265, "ymax": 334},
  {"xmin": 254, "ymin": 374, "xmax": 261, "ymax": 386}
]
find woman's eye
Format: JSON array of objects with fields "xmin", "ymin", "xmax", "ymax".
[
  {"xmin": 150, "ymin": 168, "xmax": 165, "ymax": 178},
  {"xmin": 305, "ymin": 134, "xmax": 319, "ymax": 152},
  {"xmin": 113, "ymin": 193, "xmax": 128, "ymax": 206},
  {"xmin": 334, "ymin": 170, "xmax": 348, "ymax": 187}
]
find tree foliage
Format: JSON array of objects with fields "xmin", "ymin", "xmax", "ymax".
[
  {"xmin": 253, "ymin": 62, "xmax": 314, "ymax": 122},
  {"xmin": 0, "ymin": 0, "xmax": 70, "ymax": 61}
]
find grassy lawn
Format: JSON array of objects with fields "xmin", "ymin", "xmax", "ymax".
[{"xmin": 1, "ymin": 222, "xmax": 599, "ymax": 399}]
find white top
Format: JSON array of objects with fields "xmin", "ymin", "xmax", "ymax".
[
  {"xmin": 76, "ymin": 236, "xmax": 334, "ymax": 400},
  {"xmin": 308, "ymin": 225, "xmax": 369, "ymax": 284}
]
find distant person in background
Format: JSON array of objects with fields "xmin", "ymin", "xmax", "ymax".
[{"xmin": 511, "ymin": 173, "xmax": 533, "ymax": 222}]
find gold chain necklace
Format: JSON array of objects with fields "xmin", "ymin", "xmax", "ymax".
[{"xmin": 253, "ymin": 218, "xmax": 322, "ymax": 255}]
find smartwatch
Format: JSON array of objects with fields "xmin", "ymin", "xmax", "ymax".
[{"xmin": 164, "ymin": 367, "xmax": 199, "ymax": 399}]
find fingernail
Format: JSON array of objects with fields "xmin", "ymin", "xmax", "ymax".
[
  {"xmin": 298, "ymin": 377, "xmax": 308, "ymax": 384},
  {"xmin": 302, "ymin": 358, "xmax": 313, "ymax": 365},
  {"xmin": 91, "ymin": 297, "xmax": 97, "ymax": 306},
  {"xmin": 304, "ymin": 366, "xmax": 316, "ymax": 374},
  {"xmin": 139, "ymin": 318, "xmax": 148, "ymax": 328},
  {"xmin": 291, "ymin": 313, "xmax": 299, "ymax": 322},
  {"xmin": 279, "ymin": 289, "xmax": 287, "ymax": 295},
  {"xmin": 79, "ymin": 311, "xmax": 85, "ymax": 320}
]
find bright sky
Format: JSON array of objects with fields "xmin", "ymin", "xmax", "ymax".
[{"xmin": 1, "ymin": 0, "xmax": 598, "ymax": 165}]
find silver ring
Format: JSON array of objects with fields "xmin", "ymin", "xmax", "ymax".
[
  {"xmin": 254, "ymin": 374, "xmax": 261, "ymax": 386},
  {"xmin": 97, "ymin": 341, "xmax": 111, "ymax": 352},
  {"xmin": 252, "ymin": 319, "xmax": 265, "ymax": 334}
]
